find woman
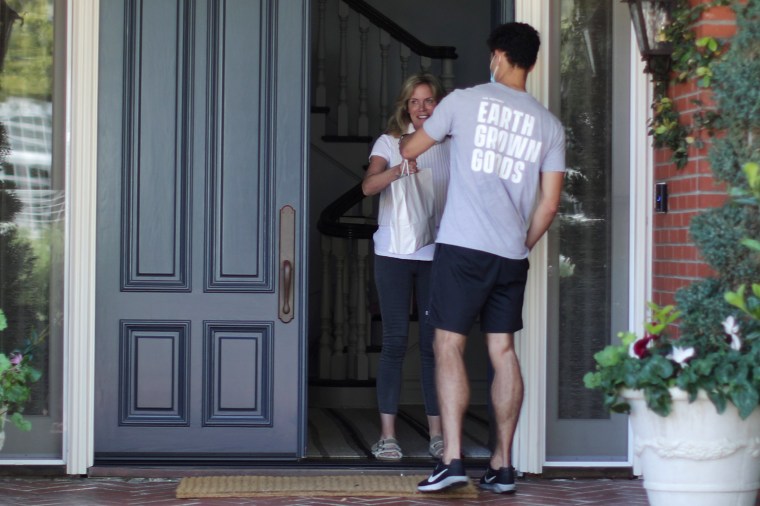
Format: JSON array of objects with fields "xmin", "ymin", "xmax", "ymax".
[{"xmin": 361, "ymin": 73, "xmax": 450, "ymax": 460}]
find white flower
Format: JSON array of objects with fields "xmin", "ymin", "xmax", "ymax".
[
  {"xmin": 722, "ymin": 315, "xmax": 742, "ymax": 351},
  {"xmin": 666, "ymin": 346, "xmax": 695, "ymax": 367}
]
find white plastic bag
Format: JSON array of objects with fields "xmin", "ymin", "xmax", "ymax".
[{"xmin": 388, "ymin": 160, "xmax": 435, "ymax": 254}]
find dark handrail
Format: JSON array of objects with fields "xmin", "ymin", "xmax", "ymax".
[
  {"xmin": 317, "ymin": 183, "xmax": 377, "ymax": 240},
  {"xmin": 342, "ymin": 0, "xmax": 458, "ymax": 60}
]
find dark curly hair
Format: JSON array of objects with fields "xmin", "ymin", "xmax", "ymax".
[{"xmin": 487, "ymin": 22, "xmax": 540, "ymax": 70}]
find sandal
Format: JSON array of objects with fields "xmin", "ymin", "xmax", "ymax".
[
  {"xmin": 429, "ymin": 435, "xmax": 444, "ymax": 459},
  {"xmin": 371, "ymin": 437, "xmax": 403, "ymax": 460}
]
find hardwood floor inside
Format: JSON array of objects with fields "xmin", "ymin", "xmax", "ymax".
[{"xmin": 306, "ymin": 404, "xmax": 492, "ymax": 462}]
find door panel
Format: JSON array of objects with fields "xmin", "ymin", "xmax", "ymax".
[
  {"xmin": 546, "ymin": 0, "xmax": 630, "ymax": 462},
  {"xmin": 95, "ymin": 0, "xmax": 308, "ymax": 459}
]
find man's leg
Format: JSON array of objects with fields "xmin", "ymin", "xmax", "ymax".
[
  {"xmin": 434, "ymin": 328, "xmax": 469, "ymax": 464},
  {"xmin": 417, "ymin": 327, "xmax": 470, "ymax": 492},
  {"xmin": 485, "ymin": 332, "xmax": 523, "ymax": 470}
]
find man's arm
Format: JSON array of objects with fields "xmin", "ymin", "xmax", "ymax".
[
  {"xmin": 525, "ymin": 171, "xmax": 564, "ymax": 250},
  {"xmin": 399, "ymin": 128, "xmax": 437, "ymax": 160}
]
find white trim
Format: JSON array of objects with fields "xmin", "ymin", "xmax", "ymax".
[
  {"xmin": 512, "ymin": 0, "xmax": 551, "ymax": 475},
  {"xmin": 64, "ymin": 0, "xmax": 99, "ymax": 475},
  {"xmin": 543, "ymin": 461, "xmax": 632, "ymax": 468},
  {"xmin": 628, "ymin": 28, "xmax": 653, "ymax": 476},
  {"xmin": 0, "ymin": 460, "xmax": 66, "ymax": 466}
]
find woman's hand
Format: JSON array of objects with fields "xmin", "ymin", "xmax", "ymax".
[
  {"xmin": 397, "ymin": 159, "xmax": 418, "ymax": 177},
  {"xmin": 362, "ymin": 156, "xmax": 417, "ymax": 196}
]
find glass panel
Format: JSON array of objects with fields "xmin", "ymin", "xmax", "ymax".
[
  {"xmin": 545, "ymin": 0, "xmax": 630, "ymax": 462},
  {"xmin": 558, "ymin": 0, "xmax": 614, "ymax": 420},
  {"xmin": 0, "ymin": 0, "xmax": 62, "ymax": 459}
]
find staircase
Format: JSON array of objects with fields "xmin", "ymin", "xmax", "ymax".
[{"xmin": 309, "ymin": 0, "xmax": 458, "ymax": 402}]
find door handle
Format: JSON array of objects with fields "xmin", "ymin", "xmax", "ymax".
[
  {"xmin": 281, "ymin": 260, "xmax": 292, "ymax": 315},
  {"xmin": 279, "ymin": 205, "xmax": 295, "ymax": 323}
]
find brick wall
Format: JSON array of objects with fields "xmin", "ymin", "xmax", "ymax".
[{"xmin": 651, "ymin": 0, "xmax": 737, "ymax": 309}]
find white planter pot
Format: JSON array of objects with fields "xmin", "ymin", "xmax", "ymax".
[{"xmin": 623, "ymin": 388, "xmax": 760, "ymax": 506}]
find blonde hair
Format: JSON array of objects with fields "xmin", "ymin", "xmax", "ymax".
[{"xmin": 385, "ymin": 73, "xmax": 447, "ymax": 138}]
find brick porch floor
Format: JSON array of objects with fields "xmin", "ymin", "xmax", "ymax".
[
  {"xmin": 2, "ymin": 470, "xmax": 759, "ymax": 505},
  {"xmin": 0, "ymin": 474, "xmax": 649, "ymax": 505}
]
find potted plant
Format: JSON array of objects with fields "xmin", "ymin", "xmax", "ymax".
[
  {"xmin": 585, "ymin": 2, "xmax": 760, "ymax": 504},
  {"xmin": 584, "ymin": 275, "xmax": 760, "ymax": 505},
  {"xmin": 0, "ymin": 309, "xmax": 42, "ymax": 451},
  {"xmin": 584, "ymin": 197, "xmax": 760, "ymax": 506}
]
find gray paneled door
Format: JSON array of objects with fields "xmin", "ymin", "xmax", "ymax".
[{"xmin": 94, "ymin": 0, "xmax": 308, "ymax": 460}]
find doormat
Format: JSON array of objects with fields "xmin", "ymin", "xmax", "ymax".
[{"xmin": 176, "ymin": 474, "xmax": 479, "ymax": 499}]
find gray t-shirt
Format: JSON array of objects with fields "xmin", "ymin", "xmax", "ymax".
[{"xmin": 422, "ymin": 83, "xmax": 565, "ymax": 259}]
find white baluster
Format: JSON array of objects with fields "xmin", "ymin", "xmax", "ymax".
[
  {"xmin": 330, "ymin": 237, "xmax": 347, "ymax": 380},
  {"xmin": 420, "ymin": 56, "xmax": 432, "ymax": 74},
  {"xmin": 314, "ymin": 0, "xmax": 327, "ymax": 107},
  {"xmin": 337, "ymin": 2, "xmax": 350, "ymax": 136},
  {"xmin": 319, "ymin": 235, "xmax": 333, "ymax": 379},
  {"xmin": 399, "ymin": 45, "xmax": 411, "ymax": 83},
  {"xmin": 441, "ymin": 58, "xmax": 455, "ymax": 93},
  {"xmin": 357, "ymin": 15, "xmax": 370, "ymax": 136},
  {"xmin": 354, "ymin": 239, "xmax": 370, "ymax": 380},
  {"xmin": 379, "ymin": 29, "xmax": 391, "ymax": 133}
]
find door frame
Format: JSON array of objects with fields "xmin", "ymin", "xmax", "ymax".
[
  {"xmin": 65, "ymin": 0, "xmax": 99, "ymax": 475},
  {"xmin": 510, "ymin": 0, "xmax": 653, "ymax": 473},
  {"xmin": 63, "ymin": 0, "xmax": 652, "ymax": 474}
]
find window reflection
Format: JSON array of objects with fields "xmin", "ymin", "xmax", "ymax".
[
  {"xmin": 0, "ymin": 0, "xmax": 62, "ymax": 458},
  {"xmin": 558, "ymin": 0, "xmax": 613, "ymax": 420}
]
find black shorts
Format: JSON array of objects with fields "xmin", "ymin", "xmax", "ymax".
[{"xmin": 428, "ymin": 244, "xmax": 529, "ymax": 335}]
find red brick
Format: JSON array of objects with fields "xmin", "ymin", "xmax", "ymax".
[
  {"xmin": 653, "ymin": 291, "xmax": 676, "ymax": 308},
  {"xmin": 699, "ymin": 5, "xmax": 736, "ymax": 22},
  {"xmin": 697, "ymin": 176, "xmax": 724, "ymax": 192},
  {"xmin": 696, "ymin": 262, "xmax": 717, "ymax": 278},
  {"xmin": 697, "ymin": 193, "xmax": 728, "ymax": 208},
  {"xmin": 670, "ymin": 194, "xmax": 700, "ymax": 212},
  {"xmin": 668, "ymin": 178, "xmax": 695, "ymax": 194},
  {"xmin": 671, "ymin": 80, "xmax": 697, "ymax": 98},
  {"xmin": 693, "ymin": 23, "xmax": 737, "ymax": 39},
  {"xmin": 698, "ymin": 89, "xmax": 718, "ymax": 109},
  {"xmin": 654, "ymin": 149, "xmax": 669, "ymax": 164},
  {"xmin": 670, "ymin": 228, "xmax": 690, "ymax": 244}
]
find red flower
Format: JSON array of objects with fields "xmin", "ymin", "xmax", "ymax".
[{"xmin": 629, "ymin": 334, "xmax": 657, "ymax": 359}]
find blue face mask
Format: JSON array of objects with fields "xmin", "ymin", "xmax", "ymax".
[{"xmin": 489, "ymin": 54, "xmax": 498, "ymax": 83}]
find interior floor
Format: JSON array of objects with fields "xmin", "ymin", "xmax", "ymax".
[{"xmin": 306, "ymin": 404, "xmax": 492, "ymax": 462}]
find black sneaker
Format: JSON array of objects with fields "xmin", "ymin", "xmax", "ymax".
[
  {"xmin": 417, "ymin": 459, "xmax": 469, "ymax": 492},
  {"xmin": 478, "ymin": 465, "xmax": 516, "ymax": 494}
]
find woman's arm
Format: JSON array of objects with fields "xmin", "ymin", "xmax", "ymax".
[{"xmin": 361, "ymin": 155, "xmax": 416, "ymax": 196}]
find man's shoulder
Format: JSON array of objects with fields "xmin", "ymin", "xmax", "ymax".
[{"xmin": 443, "ymin": 83, "xmax": 490, "ymax": 101}]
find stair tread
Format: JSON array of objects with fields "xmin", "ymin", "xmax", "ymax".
[{"xmin": 322, "ymin": 134, "xmax": 373, "ymax": 143}]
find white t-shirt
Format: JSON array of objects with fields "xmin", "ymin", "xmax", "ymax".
[
  {"xmin": 370, "ymin": 129, "xmax": 450, "ymax": 260},
  {"xmin": 422, "ymin": 83, "xmax": 566, "ymax": 259}
]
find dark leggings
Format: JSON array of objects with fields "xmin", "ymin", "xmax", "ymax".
[{"xmin": 374, "ymin": 255, "xmax": 439, "ymax": 417}]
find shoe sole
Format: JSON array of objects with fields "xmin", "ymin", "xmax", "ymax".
[
  {"xmin": 418, "ymin": 476, "xmax": 469, "ymax": 492},
  {"xmin": 478, "ymin": 482, "xmax": 516, "ymax": 494}
]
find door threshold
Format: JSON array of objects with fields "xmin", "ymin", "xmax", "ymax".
[
  {"xmin": 89, "ymin": 460, "xmax": 634, "ymax": 480},
  {"xmin": 88, "ymin": 458, "xmax": 491, "ymax": 479}
]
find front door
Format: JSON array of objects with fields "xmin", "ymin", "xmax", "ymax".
[{"xmin": 94, "ymin": 0, "xmax": 308, "ymax": 460}]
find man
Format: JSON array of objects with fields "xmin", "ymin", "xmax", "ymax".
[{"xmin": 399, "ymin": 22, "xmax": 565, "ymax": 494}]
